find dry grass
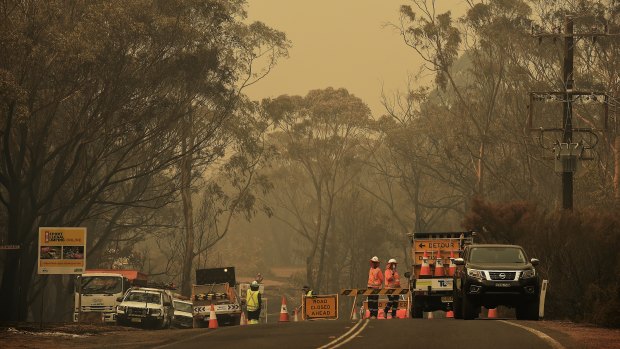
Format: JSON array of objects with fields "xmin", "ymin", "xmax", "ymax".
[{"xmin": 536, "ymin": 321, "xmax": 620, "ymax": 349}]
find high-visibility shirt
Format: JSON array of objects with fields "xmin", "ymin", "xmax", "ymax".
[
  {"xmin": 385, "ymin": 269, "xmax": 401, "ymax": 288},
  {"xmin": 367, "ymin": 267, "xmax": 384, "ymax": 289},
  {"xmin": 305, "ymin": 290, "xmax": 313, "ymax": 296},
  {"xmin": 246, "ymin": 290, "xmax": 261, "ymax": 311}
]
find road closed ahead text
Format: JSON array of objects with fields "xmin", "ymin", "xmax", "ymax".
[{"xmin": 304, "ymin": 295, "xmax": 338, "ymax": 320}]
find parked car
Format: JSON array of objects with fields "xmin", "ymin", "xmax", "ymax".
[
  {"xmin": 116, "ymin": 287, "xmax": 174, "ymax": 329},
  {"xmin": 453, "ymin": 244, "xmax": 540, "ymax": 320},
  {"xmin": 172, "ymin": 299, "xmax": 194, "ymax": 328}
]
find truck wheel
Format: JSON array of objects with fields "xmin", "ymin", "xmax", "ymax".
[
  {"xmin": 462, "ymin": 295, "xmax": 477, "ymax": 320},
  {"xmin": 412, "ymin": 298, "xmax": 424, "ymax": 318},
  {"xmin": 412, "ymin": 306, "xmax": 423, "ymax": 319}
]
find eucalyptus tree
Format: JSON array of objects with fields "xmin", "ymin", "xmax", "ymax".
[
  {"xmin": 263, "ymin": 88, "xmax": 373, "ymax": 292},
  {"xmin": 0, "ymin": 0, "xmax": 288, "ymax": 320}
]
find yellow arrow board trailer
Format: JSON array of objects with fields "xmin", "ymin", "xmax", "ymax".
[{"xmin": 407, "ymin": 231, "xmax": 475, "ymax": 318}]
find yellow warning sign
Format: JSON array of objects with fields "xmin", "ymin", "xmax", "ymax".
[
  {"xmin": 38, "ymin": 227, "xmax": 87, "ymax": 275},
  {"xmin": 303, "ymin": 294, "xmax": 338, "ymax": 320}
]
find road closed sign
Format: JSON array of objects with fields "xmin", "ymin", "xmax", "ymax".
[
  {"xmin": 303, "ymin": 294, "xmax": 338, "ymax": 320},
  {"xmin": 38, "ymin": 227, "xmax": 87, "ymax": 275}
]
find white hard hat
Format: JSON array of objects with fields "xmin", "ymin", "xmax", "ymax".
[
  {"xmin": 251, "ymin": 281, "xmax": 259, "ymax": 287},
  {"xmin": 388, "ymin": 258, "xmax": 397, "ymax": 264},
  {"xmin": 370, "ymin": 256, "xmax": 380, "ymax": 262}
]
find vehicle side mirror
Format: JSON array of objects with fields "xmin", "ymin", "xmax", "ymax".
[
  {"xmin": 530, "ymin": 258, "xmax": 539, "ymax": 266},
  {"xmin": 454, "ymin": 258, "xmax": 465, "ymax": 265},
  {"xmin": 404, "ymin": 271, "xmax": 411, "ymax": 279},
  {"xmin": 116, "ymin": 297, "xmax": 123, "ymax": 302}
]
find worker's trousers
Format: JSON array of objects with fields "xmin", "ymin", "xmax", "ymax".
[
  {"xmin": 367, "ymin": 295, "xmax": 379, "ymax": 318},
  {"xmin": 247, "ymin": 308, "xmax": 261, "ymax": 322},
  {"xmin": 384, "ymin": 295, "xmax": 399, "ymax": 317}
]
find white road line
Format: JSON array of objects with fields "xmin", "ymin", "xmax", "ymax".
[
  {"xmin": 328, "ymin": 320, "xmax": 370, "ymax": 349},
  {"xmin": 316, "ymin": 320, "xmax": 368, "ymax": 349},
  {"xmin": 498, "ymin": 320, "xmax": 566, "ymax": 349}
]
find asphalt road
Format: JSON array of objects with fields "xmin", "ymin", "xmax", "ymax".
[{"xmin": 145, "ymin": 318, "xmax": 572, "ymax": 349}]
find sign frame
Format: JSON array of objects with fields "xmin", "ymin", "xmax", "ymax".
[{"xmin": 38, "ymin": 227, "xmax": 87, "ymax": 275}]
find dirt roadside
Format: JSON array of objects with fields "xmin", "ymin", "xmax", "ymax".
[
  {"xmin": 0, "ymin": 323, "xmax": 192, "ymax": 349},
  {"xmin": 533, "ymin": 321, "xmax": 620, "ymax": 349}
]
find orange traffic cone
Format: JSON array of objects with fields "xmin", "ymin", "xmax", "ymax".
[
  {"xmin": 208, "ymin": 304, "xmax": 218, "ymax": 329},
  {"xmin": 240, "ymin": 311, "xmax": 247, "ymax": 326},
  {"xmin": 420, "ymin": 250, "xmax": 431, "ymax": 278},
  {"xmin": 448, "ymin": 250, "xmax": 457, "ymax": 277},
  {"xmin": 446, "ymin": 309, "xmax": 454, "ymax": 318},
  {"xmin": 487, "ymin": 307, "xmax": 498, "ymax": 318},
  {"xmin": 434, "ymin": 251, "xmax": 445, "ymax": 277},
  {"xmin": 279, "ymin": 296, "xmax": 290, "ymax": 322}
]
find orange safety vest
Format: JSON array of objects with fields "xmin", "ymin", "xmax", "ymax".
[
  {"xmin": 367, "ymin": 267, "xmax": 384, "ymax": 289},
  {"xmin": 385, "ymin": 268, "xmax": 400, "ymax": 288}
]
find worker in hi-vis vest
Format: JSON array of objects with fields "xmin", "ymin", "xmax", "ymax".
[
  {"xmin": 384, "ymin": 258, "xmax": 401, "ymax": 318},
  {"xmin": 246, "ymin": 281, "xmax": 262, "ymax": 324},
  {"xmin": 367, "ymin": 256, "xmax": 384, "ymax": 319}
]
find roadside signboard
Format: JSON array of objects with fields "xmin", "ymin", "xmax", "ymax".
[
  {"xmin": 303, "ymin": 294, "xmax": 338, "ymax": 320},
  {"xmin": 38, "ymin": 227, "xmax": 87, "ymax": 275}
]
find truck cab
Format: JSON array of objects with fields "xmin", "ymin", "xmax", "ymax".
[
  {"xmin": 73, "ymin": 269, "xmax": 147, "ymax": 323},
  {"xmin": 453, "ymin": 244, "xmax": 540, "ymax": 320}
]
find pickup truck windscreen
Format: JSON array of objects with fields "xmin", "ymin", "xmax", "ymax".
[
  {"xmin": 469, "ymin": 247, "xmax": 526, "ymax": 264},
  {"xmin": 126, "ymin": 292, "xmax": 161, "ymax": 304}
]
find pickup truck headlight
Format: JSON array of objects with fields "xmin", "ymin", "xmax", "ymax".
[
  {"xmin": 520, "ymin": 269, "xmax": 536, "ymax": 279},
  {"xmin": 150, "ymin": 309, "xmax": 162, "ymax": 316},
  {"xmin": 117, "ymin": 306, "xmax": 126, "ymax": 314},
  {"xmin": 467, "ymin": 269, "xmax": 486, "ymax": 280}
]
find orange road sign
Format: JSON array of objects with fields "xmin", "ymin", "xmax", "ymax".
[{"xmin": 303, "ymin": 294, "xmax": 338, "ymax": 320}]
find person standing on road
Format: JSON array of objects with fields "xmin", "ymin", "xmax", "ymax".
[
  {"xmin": 302, "ymin": 285, "xmax": 313, "ymax": 297},
  {"xmin": 367, "ymin": 256, "xmax": 383, "ymax": 319},
  {"xmin": 246, "ymin": 281, "xmax": 262, "ymax": 325},
  {"xmin": 384, "ymin": 258, "xmax": 401, "ymax": 319}
]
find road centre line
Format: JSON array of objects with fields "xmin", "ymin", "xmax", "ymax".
[
  {"xmin": 316, "ymin": 319, "xmax": 369, "ymax": 349},
  {"xmin": 498, "ymin": 320, "xmax": 565, "ymax": 349}
]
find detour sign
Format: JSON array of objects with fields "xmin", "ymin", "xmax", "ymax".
[{"xmin": 303, "ymin": 294, "xmax": 338, "ymax": 320}]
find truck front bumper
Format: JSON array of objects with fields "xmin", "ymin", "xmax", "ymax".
[{"xmin": 464, "ymin": 277, "xmax": 539, "ymax": 306}]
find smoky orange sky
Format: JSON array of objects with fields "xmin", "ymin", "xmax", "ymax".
[{"xmin": 245, "ymin": 0, "xmax": 469, "ymax": 116}]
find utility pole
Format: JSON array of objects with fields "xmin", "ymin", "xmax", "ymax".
[
  {"xmin": 562, "ymin": 16, "xmax": 574, "ymax": 210},
  {"xmin": 529, "ymin": 15, "xmax": 613, "ymax": 210}
]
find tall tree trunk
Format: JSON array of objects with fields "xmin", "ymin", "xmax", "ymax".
[
  {"xmin": 477, "ymin": 141, "xmax": 485, "ymax": 197},
  {"xmin": 614, "ymin": 135, "xmax": 620, "ymax": 207},
  {"xmin": 315, "ymin": 196, "xmax": 334, "ymax": 293},
  {"xmin": 180, "ymin": 116, "xmax": 195, "ymax": 297}
]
